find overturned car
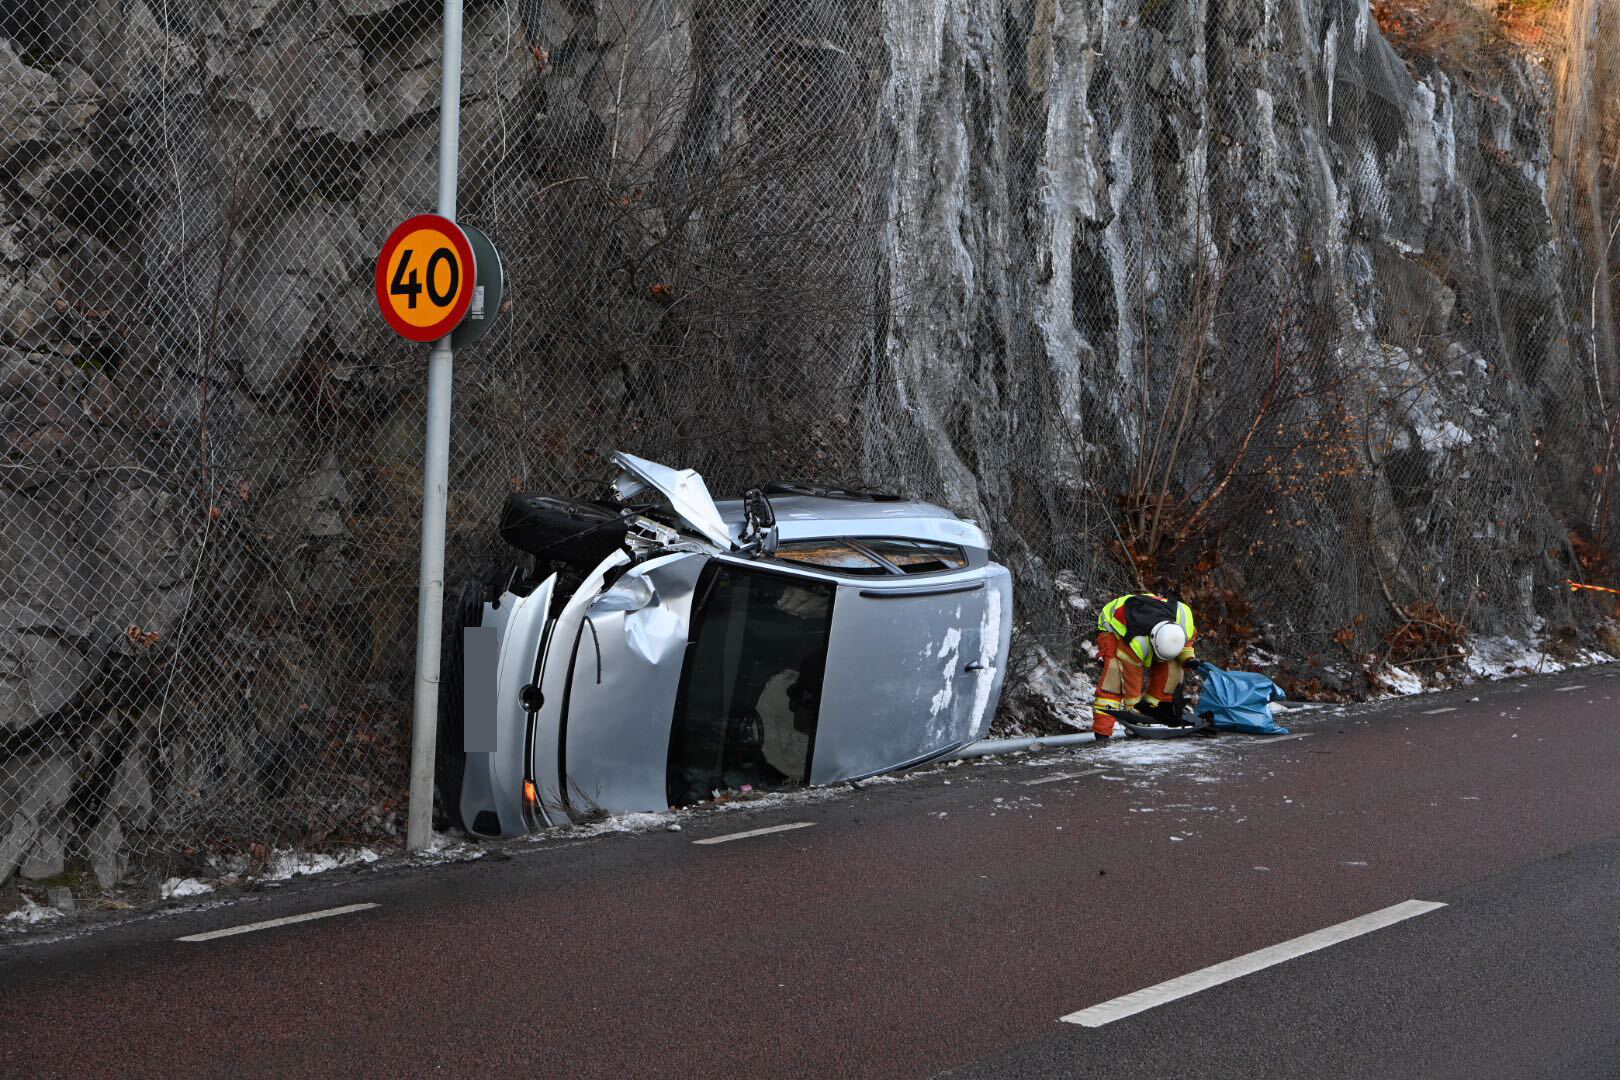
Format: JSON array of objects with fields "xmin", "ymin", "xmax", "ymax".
[{"xmin": 442, "ymin": 452, "xmax": 1012, "ymax": 837}]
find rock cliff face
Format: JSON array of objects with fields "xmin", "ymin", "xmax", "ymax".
[
  {"xmin": 1, "ymin": 0, "xmax": 1613, "ymax": 883},
  {"xmin": 869, "ymin": 0, "xmax": 1610, "ymax": 705}
]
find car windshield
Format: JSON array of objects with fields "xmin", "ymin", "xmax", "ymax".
[
  {"xmin": 858, "ymin": 538, "xmax": 968, "ymax": 574},
  {"xmin": 773, "ymin": 540, "xmax": 891, "ymax": 575},
  {"xmin": 775, "ymin": 538, "xmax": 968, "ymax": 576},
  {"xmin": 666, "ymin": 564, "xmax": 834, "ymax": 806}
]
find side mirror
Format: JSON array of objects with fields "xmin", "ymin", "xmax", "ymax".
[
  {"xmin": 743, "ymin": 487, "xmax": 775, "ymax": 528},
  {"xmin": 741, "ymin": 487, "xmax": 778, "ymax": 556}
]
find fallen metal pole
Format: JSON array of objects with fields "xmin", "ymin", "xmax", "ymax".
[
  {"xmin": 947, "ymin": 732, "xmax": 1099, "ymax": 761},
  {"xmin": 406, "ymin": 0, "xmax": 466, "ymax": 854}
]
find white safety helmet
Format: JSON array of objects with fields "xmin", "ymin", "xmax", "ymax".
[{"xmin": 1149, "ymin": 621, "xmax": 1187, "ymax": 662}]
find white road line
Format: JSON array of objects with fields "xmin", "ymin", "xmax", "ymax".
[
  {"xmin": 1422, "ymin": 707, "xmax": 1458, "ymax": 715},
  {"xmin": 692, "ymin": 821, "xmax": 816, "ymax": 846},
  {"xmin": 1254, "ymin": 732, "xmax": 1313, "ymax": 744},
  {"xmin": 177, "ymin": 902, "xmax": 379, "ymax": 942},
  {"xmin": 1024, "ymin": 768, "xmax": 1105, "ymax": 786},
  {"xmin": 1554, "ymin": 684, "xmax": 1588, "ymax": 692},
  {"xmin": 1060, "ymin": 899, "xmax": 1446, "ymax": 1027}
]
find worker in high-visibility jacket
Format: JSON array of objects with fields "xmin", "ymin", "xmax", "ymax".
[{"xmin": 1092, "ymin": 592, "xmax": 1199, "ymax": 737}]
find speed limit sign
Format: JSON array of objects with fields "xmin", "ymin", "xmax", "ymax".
[{"xmin": 375, "ymin": 213, "xmax": 477, "ymax": 342}]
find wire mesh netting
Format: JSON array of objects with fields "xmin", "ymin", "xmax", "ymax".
[{"xmin": 3, "ymin": 0, "xmax": 1617, "ymax": 891}]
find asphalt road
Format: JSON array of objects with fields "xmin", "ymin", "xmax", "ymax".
[{"xmin": 3, "ymin": 666, "xmax": 1619, "ymax": 1079}]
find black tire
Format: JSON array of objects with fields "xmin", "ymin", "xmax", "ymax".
[{"xmin": 498, "ymin": 493, "xmax": 628, "ymax": 567}]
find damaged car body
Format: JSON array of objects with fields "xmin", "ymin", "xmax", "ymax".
[{"xmin": 443, "ymin": 452, "xmax": 1013, "ymax": 838}]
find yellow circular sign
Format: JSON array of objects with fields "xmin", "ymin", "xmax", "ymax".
[{"xmin": 375, "ymin": 214, "xmax": 477, "ymax": 342}]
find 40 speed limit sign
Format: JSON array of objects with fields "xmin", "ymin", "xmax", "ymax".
[{"xmin": 375, "ymin": 214, "xmax": 477, "ymax": 342}]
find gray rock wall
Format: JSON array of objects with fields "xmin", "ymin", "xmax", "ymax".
[
  {"xmin": 867, "ymin": 0, "xmax": 1608, "ymax": 701},
  {"xmin": 0, "ymin": 0, "xmax": 1612, "ymax": 885}
]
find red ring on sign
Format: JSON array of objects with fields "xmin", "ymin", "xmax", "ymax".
[{"xmin": 374, "ymin": 213, "xmax": 478, "ymax": 343}]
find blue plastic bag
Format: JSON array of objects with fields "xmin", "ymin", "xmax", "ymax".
[{"xmin": 1195, "ymin": 663, "xmax": 1290, "ymax": 734}]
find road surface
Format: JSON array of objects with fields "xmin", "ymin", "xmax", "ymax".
[{"xmin": 3, "ymin": 666, "xmax": 1619, "ymax": 1078}]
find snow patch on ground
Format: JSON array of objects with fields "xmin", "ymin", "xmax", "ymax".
[
  {"xmin": 556, "ymin": 811, "xmax": 678, "ymax": 838},
  {"xmin": 412, "ymin": 830, "xmax": 488, "ymax": 865},
  {"xmin": 2, "ymin": 897, "xmax": 63, "ymax": 930},
  {"xmin": 1367, "ymin": 631, "xmax": 1614, "ymax": 702},
  {"xmin": 160, "ymin": 845, "xmax": 383, "ymax": 893},
  {"xmin": 262, "ymin": 847, "xmax": 380, "ymax": 881},
  {"xmin": 1092, "ymin": 738, "xmax": 1212, "ymax": 770},
  {"xmin": 160, "ymin": 877, "xmax": 213, "ymax": 899},
  {"xmin": 1376, "ymin": 664, "xmax": 1426, "ymax": 695},
  {"xmin": 1463, "ymin": 635, "xmax": 1594, "ymax": 679}
]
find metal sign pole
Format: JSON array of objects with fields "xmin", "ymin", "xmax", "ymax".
[{"xmin": 406, "ymin": 0, "xmax": 465, "ymax": 852}]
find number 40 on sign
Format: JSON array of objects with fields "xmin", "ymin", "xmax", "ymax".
[{"xmin": 375, "ymin": 213, "xmax": 504, "ymax": 347}]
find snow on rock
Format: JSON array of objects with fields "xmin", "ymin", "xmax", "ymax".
[{"xmin": 1005, "ymin": 642, "xmax": 1096, "ymax": 731}]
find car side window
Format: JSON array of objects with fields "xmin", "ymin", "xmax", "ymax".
[
  {"xmin": 666, "ymin": 565, "xmax": 834, "ymax": 807},
  {"xmin": 858, "ymin": 538, "xmax": 969, "ymax": 574},
  {"xmin": 773, "ymin": 540, "xmax": 891, "ymax": 576}
]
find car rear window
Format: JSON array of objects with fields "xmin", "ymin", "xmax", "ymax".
[
  {"xmin": 774, "ymin": 540, "xmax": 891, "ymax": 576},
  {"xmin": 859, "ymin": 538, "xmax": 969, "ymax": 574}
]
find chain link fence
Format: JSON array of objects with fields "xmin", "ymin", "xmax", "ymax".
[{"xmin": 3, "ymin": 0, "xmax": 1617, "ymax": 894}]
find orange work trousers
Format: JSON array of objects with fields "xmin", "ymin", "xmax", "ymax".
[{"xmin": 1091, "ymin": 632, "xmax": 1185, "ymax": 736}]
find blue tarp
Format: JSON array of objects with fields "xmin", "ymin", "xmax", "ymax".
[{"xmin": 1196, "ymin": 664, "xmax": 1290, "ymax": 734}]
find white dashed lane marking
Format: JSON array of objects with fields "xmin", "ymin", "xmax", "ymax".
[
  {"xmin": 177, "ymin": 903, "xmax": 379, "ymax": 942},
  {"xmin": 692, "ymin": 822, "xmax": 816, "ymax": 846},
  {"xmin": 1422, "ymin": 707, "xmax": 1457, "ymax": 715},
  {"xmin": 1060, "ymin": 900, "xmax": 1447, "ymax": 1027},
  {"xmin": 1554, "ymin": 684, "xmax": 1588, "ymax": 693}
]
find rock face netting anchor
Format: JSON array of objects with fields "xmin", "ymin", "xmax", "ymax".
[{"xmin": 2, "ymin": 0, "xmax": 1617, "ymax": 893}]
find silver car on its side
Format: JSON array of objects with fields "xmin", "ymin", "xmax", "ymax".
[{"xmin": 444, "ymin": 452, "xmax": 1013, "ymax": 837}]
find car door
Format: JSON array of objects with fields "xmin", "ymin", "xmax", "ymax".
[
  {"xmin": 809, "ymin": 565, "xmax": 1012, "ymax": 784},
  {"xmin": 550, "ymin": 551, "xmax": 710, "ymax": 818}
]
